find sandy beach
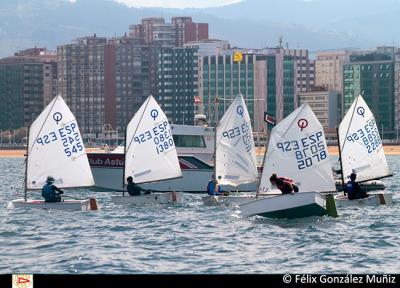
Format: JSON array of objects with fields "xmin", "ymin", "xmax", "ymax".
[
  {"xmin": 0, "ymin": 148, "xmax": 102, "ymax": 158},
  {"xmin": 1, "ymin": 146, "xmax": 400, "ymax": 158}
]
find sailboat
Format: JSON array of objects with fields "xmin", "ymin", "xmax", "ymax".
[
  {"xmin": 202, "ymin": 94, "xmax": 259, "ymax": 206},
  {"xmin": 111, "ymin": 95, "xmax": 184, "ymax": 205},
  {"xmin": 9, "ymin": 95, "xmax": 98, "ymax": 211},
  {"xmin": 239, "ymin": 103, "xmax": 338, "ymax": 219},
  {"xmin": 335, "ymin": 94, "xmax": 393, "ymax": 206}
]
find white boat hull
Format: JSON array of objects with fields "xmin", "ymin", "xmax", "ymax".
[
  {"xmin": 335, "ymin": 191, "xmax": 393, "ymax": 206},
  {"xmin": 9, "ymin": 198, "xmax": 97, "ymax": 211},
  {"xmin": 92, "ymin": 165, "xmax": 257, "ymax": 193},
  {"xmin": 111, "ymin": 192, "xmax": 184, "ymax": 205},
  {"xmin": 202, "ymin": 194, "xmax": 258, "ymax": 206},
  {"xmin": 239, "ymin": 192, "xmax": 327, "ymax": 219}
]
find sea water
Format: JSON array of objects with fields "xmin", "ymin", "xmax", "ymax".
[{"xmin": 0, "ymin": 156, "xmax": 399, "ymax": 274}]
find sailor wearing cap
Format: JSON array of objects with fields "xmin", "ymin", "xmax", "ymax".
[{"xmin": 42, "ymin": 176, "xmax": 64, "ymax": 202}]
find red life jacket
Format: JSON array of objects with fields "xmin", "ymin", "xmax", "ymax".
[{"xmin": 279, "ymin": 176, "xmax": 294, "ymax": 183}]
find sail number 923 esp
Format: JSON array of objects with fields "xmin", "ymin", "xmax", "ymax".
[
  {"xmin": 276, "ymin": 131, "xmax": 327, "ymax": 170},
  {"xmin": 221, "ymin": 121, "xmax": 254, "ymax": 152}
]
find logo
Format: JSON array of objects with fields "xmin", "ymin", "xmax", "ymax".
[
  {"xmin": 297, "ymin": 119, "xmax": 308, "ymax": 131},
  {"xmin": 356, "ymin": 106, "xmax": 365, "ymax": 117},
  {"xmin": 12, "ymin": 274, "xmax": 33, "ymax": 288},
  {"xmin": 53, "ymin": 112, "xmax": 62, "ymax": 124},
  {"xmin": 150, "ymin": 109, "xmax": 158, "ymax": 121},
  {"xmin": 236, "ymin": 106, "xmax": 244, "ymax": 117}
]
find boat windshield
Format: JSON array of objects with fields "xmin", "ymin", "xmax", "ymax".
[{"xmin": 173, "ymin": 135, "xmax": 206, "ymax": 148}]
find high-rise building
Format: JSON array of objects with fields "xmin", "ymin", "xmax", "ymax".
[
  {"xmin": 57, "ymin": 35, "xmax": 108, "ymax": 136},
  {"xmin": 58, "ymin": 35, "xmax": 153, "ymax": 138},
  {"xmin": 156, "ymin": 47, "xmax": 198, "ymax": 125},
  {"xmin": 298, "ymin": 88, "xmax": 341, "ymax": 129},
  {"xmin": 197, "ymin": 46, "xmax": 300, "ymax": 129},
  {"xmin": 108, "ymin": 36, "xmax": 151, "ymax": 133},
  {"xmin": 315, "ymin": 50, "xmax": 350, "ymax": 93},
  {"xmin": 343, "ymin": 52, "xmax": 395, "ymax": 138},
  {"xmin": 184, "ymin": 39, "xmax": 230, "ymax": 56},
  {"xmin": 172, "ymin": 17, "xmax": 192, "ymax": 47},
  {"xmin": 284, "ymin": 49, "xmax": 315, "ymax": 93},
  {"xmin": 127, "ymin": 16, "xmax": 210, "ymax": 123},
  {"xmin": 185, "ymin": 39, "xmax": 231, "ymax": 118},
  {"xmin": 0, "ymin": 49, "xmax": 57, "ymax": 130},
  {"xmin": 200, "ymin": 52, "xmax": 267, "ymax": 131},
  {"xmin": 129, "ymin": 18, "xmax": 175, "ymax": 98},
  {"xmin": 259, "ymin": 48, "xmax": 297, "ymax": 123},
  {"xmin": 129, "ymin": 17, "xmax": 175, "ymax": 48},
  {"xmin": 130, "ymin": 17, "xmax": 208, "ymax": 48}
]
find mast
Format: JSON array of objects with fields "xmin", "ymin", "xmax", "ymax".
[
  {"xmin": 256, "ymin": 119, "xmax": 269, "ymax": 198},
  {"xmin": 122, "ymin": 127, "xmax": 127, "ymax": 196},
  {"xmin": 213, "ymin": 95, "xmax": 218, "ymax": 184},
  {"xmin": 24, "ymin": 126, "xmax": 30, "ymax": 202},
  {"xmin": 336, "ymin": 127, "xmax": 346, "ymax": 195}
]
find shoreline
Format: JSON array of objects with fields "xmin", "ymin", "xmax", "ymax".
[
  {"xmin": 0, "ymin": 148, "xmax": 103, "ymax": 158},
  {"xmin": 1, "ymin": 146, "xmax": 400, "ymax": 158}
]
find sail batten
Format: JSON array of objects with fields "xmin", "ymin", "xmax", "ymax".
[
  {"xmin": 27, "ymin": 95, "xmax": 95, "ymax": 189},
  {"xmin": 338, "ymin": 95, "xmax": 391, "ymax": 182},
  {"xmin": 124, "ymin": 95, "xmax": 182, "ymax": 184},
  {"xmin": 215, "ymin": 95, "xmax": 258, "ymax": 186},
  {"xmin": 258, "ymin": 103, "xmax": 336, "ymax": 194}
]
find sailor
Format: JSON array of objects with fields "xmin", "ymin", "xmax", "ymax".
[
  {"xmin": 42, "ymin": 176, "xmax": 63, "ymax": 202},
  {"xmin": 126, "ymin": 176, "xmax": 151, "ymax": 196},
  {"xmin": 207, "ymin": 174, "xmax": 223, "ymax": 196},
  {"xmin": 269, "ymin": 173, "xmax": 299, "ymax": 194},
  {"xmin": 346, "ymin": 173, "xmax": 368, "ymax": 200}
]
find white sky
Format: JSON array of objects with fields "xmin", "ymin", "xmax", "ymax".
[{"xmin": 113, "ymin": 0, "xmax": 242, "ymax": 8}]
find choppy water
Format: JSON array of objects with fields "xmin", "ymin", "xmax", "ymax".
[{"xmin": 0, "ymin": 156, "xmax": 399, "ymax": 274}]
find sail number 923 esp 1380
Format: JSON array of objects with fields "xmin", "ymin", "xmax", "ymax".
[
  {"xmin": 133, "ymin": 120, "xmax": 175, "ymax": 155},
  {"xmin": 276, "ymin": 131, "xmax": 328, "ymax": 170}
]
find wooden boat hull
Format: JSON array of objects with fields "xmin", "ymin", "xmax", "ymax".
[
  {"xmin": 111, "ymin": 192, "xmax": 184, "ymax": 205},
  {"xmin": 239, "ymin": 192, "xmax": 327, "ymax": 219},
  {"xmin": 9, "ymin": 198, "xmax": 97, "ymax": 211},
  {"xmin": 202, "ymin": 195, "xmax": 257, "ymax": 206},
  {"xmin": 335, "ymin": 191, "xmax": 393, "ymax": 206}
]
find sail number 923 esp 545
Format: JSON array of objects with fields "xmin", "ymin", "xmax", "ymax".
[
  {"xmin": 35, "ymin": 122, "xmax": 84, "ymax": 158},
  {"xmin": 276, "ymin": 131, "xmax": 328, "ymax": 170}
]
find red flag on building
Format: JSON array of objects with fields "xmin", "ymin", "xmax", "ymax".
[{"xmin": 264, "ymin": 112, "xmax": 275, "ymax": 125}]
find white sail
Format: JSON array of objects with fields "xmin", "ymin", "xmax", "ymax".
[
  {"xmin": 338, "ymin": 94, "xmax": 391, "ymax": 182},
  {"xmin": 215, "ymin": 95, "xmax": 258, "ymax": 186},
  {"xmin": 258, "ymin": 103, "xmax": 335, "ymax": 194},
  {"xmin": 124, "ymin": 95, "xmax": 182, "ymax": 184},
  {"xmin": 27, "ymin": 95, "xmax": 95, "ymax": 189}
]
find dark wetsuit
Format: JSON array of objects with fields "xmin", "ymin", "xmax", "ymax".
[
  {"xmin": 42, "ymin": 183, "xmax": 63, "ymax": 202},
  {"xmin": 127, "ymin": 182, "xmax": 149, "ymax": 196},
  {"xmin": 346, "ymin": 180, "xmax": 367, "ymax": 200}
]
